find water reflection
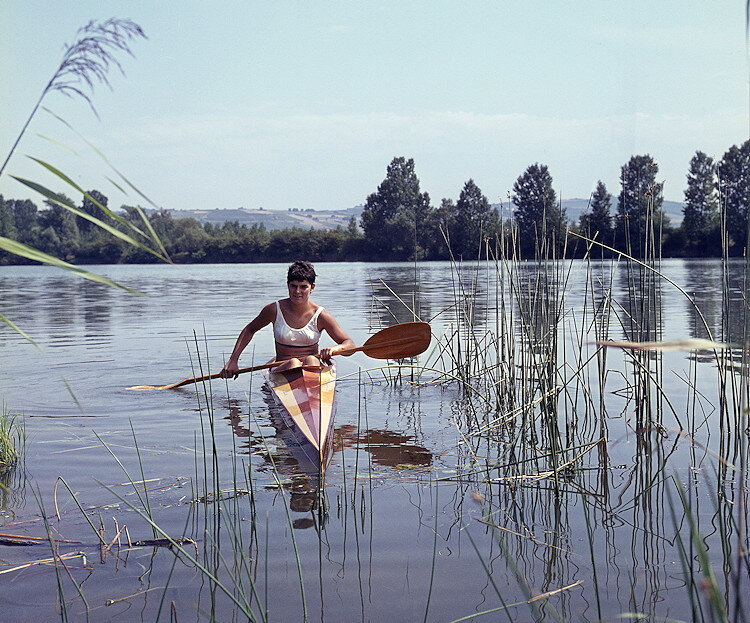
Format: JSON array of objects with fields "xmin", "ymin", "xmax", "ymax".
[
  {"xmin": 367, "ymin": 269, "xmax": 427, "ymax": 328},
  {"xmin": 3, "ymin": 261, "xmax": 750, "ymax": 621},
  {"xmin": 337, "ymin": 427, "xmax": 432, "ymax": 468},
  {"xmin": 225, "ymin": 397, "xmax": 435, "ymax": 477},
  {"xmin": 79, "ymin": 280, "xmax": 112, "ymax": 341},
  {"xmin": 682, "ymin": 259, "xmax": 725, "ymax": 341},
  {"xmin": 0, "ymin": 465, "xmax": 26, "ymax": 512},
  {"xmin": 222, "ymin": 392, "xmax": 435, "ymax": 530}
]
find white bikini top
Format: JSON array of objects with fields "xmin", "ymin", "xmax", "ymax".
[{"xmin": 273, "ymin": 301, "xmax": 323, "ymax": 348}]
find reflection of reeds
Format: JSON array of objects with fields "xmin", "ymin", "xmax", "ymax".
[
  {"xmin": 0, "ymin": 406, "xmax": 23, "ymax": 475},
  {"xmin": 372, "ymin": 200, "xmax": 750, "ymax": 620}
]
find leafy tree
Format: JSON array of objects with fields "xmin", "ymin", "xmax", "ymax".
[
  {"xmin": 718, "ymin": 140, "xmax": 750, "ymax": 254},
  {"xmin": 614, "ymin": 155, "xmax": 664, "ymax": 256},
  {"xmin": 170, "ymin": 217, "xmax": 210, "ymax": 262},
  {"xmin": 450, "ymin": 179, "xmax": 496, "ymax": 259},
  {"xmin": 428, "ymin": 198, "xmax": 456, "ymax": 260},
  {"xmin": 0, "ymin": 195, "xmax": 17, "ymax": 240},
  {"xmin": 342, "ymin": 216, "xmax": 363, "ymax": 260},
  {"xmin": 360, "ymin": 157, "xmax": 433, "ymax": 260},
  {"xmin": 683, "ymin": 151, "xmax": 719, "ymax": 256},
  {"xmin": 579, "ymin": 181, "xmax": 612, "ymax": 242},
  {"xmin": 346, "ymin": 216, "xmax": 359, "ymax": 237},
  {"xmin": 202, "ymin": 221, "xmax": 268, "ymax": 263},
  {"xmin": 0, "ymin": 196, "xmax": 17, "ymax": 265},
  {"xmin": 512, "ymin": 163, "xmax": 565, "ymax": 257},
  {"xmin": 79, "ymin": 189, "xmax": 110, "ymax": 234},
  {"xmin": 9, "ymin": 198, "xmax": 38, "ymax": 245},
  {"xmin": 38, "ymin": 194, "xmax": 80, "ymax": 259}
]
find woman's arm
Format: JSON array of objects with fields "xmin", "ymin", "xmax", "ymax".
[
  {"xmin": 317, "ymin": 310, "xmax": 355, "ymax": 363},
  {"xmin": 220, "ymin": 303, "xmax": 275, "ymax": 378}
]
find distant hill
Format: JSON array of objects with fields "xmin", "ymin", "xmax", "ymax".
[
  {"xmin": 167, "ymin": 206, "xmax": 363, "ymax": 231},
  {"xmin": 167, "ymin": 199, "xmax": 685, "ymax": 230},
  {"xmin": 559, "ymin": 198, "xmax": 685, "ymax": 226}
]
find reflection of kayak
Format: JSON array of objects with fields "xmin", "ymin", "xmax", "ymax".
[{"xmin": 263, "ymin": 364, "xmax": 336, "ymax": 474}]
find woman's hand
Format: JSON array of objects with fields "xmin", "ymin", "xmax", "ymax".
[
  {"xmin": 318, "ymin": 346, "xmax": 336, "ymax": 364},
  {"xmin": 219, "ymin": 361, "xmax": 240, "ymax": 379}
]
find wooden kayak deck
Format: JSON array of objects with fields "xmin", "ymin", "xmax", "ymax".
[{"xmin": 264, "ymin": 364, "xmax": 336, "ymax": 473}]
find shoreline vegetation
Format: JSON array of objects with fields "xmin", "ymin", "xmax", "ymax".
[{"xmin": 1, "ymin": 146, "xmax": 747, "ymax": 265}]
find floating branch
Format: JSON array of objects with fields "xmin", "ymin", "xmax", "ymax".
[{"xmin": 594, "ymin": 338, "xmax": 731, "ymax": 352}]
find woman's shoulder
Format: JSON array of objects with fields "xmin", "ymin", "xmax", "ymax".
[
  {"xmin": 259, "ymin": 301, "xmax": 278, "ymax": 321},
  {"xmin": 317, "ymin": 307, "xmax": 337, "ymax": 326}
]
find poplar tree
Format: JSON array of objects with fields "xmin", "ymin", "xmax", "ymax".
[
  {"xmin": 512, "ymin": 163, "xmax": 565, "ymax": 257},
  {"xmin": 452, "ymin": 179, "xmax": 495, "ymax": 259},
  {"xmin": 614, "ymin": 155, "xmax": 664, "ymax": 256},
  {"xmin": 360, "ymin": 157, "xmax": 432, "ymax": 260},
  {"xmin": 79, "ymin": 189, "xmax": 110, "ymax": 234},
  {"xmin": 718, "ymin": 140, "xmax": 750, "ymax": 253},
  {"xmin": 683, "ymin": 151, "xmax": 718, "ymax": 255},
  {"xmin": 579, "ymin": 181, "xmax": 613, "ymax": 242}
]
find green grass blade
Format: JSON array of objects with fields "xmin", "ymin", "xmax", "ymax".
[
  {"xmin": 36, "ymin": 134, "xmax": 80, "ymax": 156},
  {"xmin": 0, "ymin": 235, "xmax": 141, "ymax": 293},
  {"xmin": 11, "ymin": 175, "xmax": 168, "ymax": 262},
  {"xmin": 0, "ymin": 314, "xmax": 40, "ymax": 348},
  {"xmin": 40, "ymin": 106, "xmax": 172, "ymax": 261},
  {"xmin": 134, "ymin": 204, "xmax": 169, "ymax": 260},
  {"xmin": 105, "ymin": 175, "xmax": 128, "ymax": 194},
  {"xmin": 26, "ymin": 156, "xmax": 150, "ymax": 237}
]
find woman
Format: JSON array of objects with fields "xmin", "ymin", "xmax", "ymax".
[{"xmin": 219, "ymin": 261, "xmax": 355, "ymax": 378}]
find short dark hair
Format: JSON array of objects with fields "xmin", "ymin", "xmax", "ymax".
[{"xmin": 287, "ymin": 261, "xmax": 316, "ymax": 284}]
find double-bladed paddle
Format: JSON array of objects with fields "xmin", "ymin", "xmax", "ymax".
[{"xmin": 128, "ymin": 321, "xmax": 431, "ymax": 391}]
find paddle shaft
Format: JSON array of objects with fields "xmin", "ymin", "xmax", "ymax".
[
  {"xmin": 179, "ymin": 335, "xmax": 417, "ymax": 387},
  {"xmin": 132, "ymin": 327, "xmax": 429, "ymax": 390}
]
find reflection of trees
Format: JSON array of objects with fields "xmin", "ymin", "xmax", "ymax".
[
  {"xmin": 367, "ymin": 267, "xmax": 430, "ymax": 329},
  {"xmin": 680, "ymin": 259, "xmax": 747, "ymax": 472},
  {"xmin": 79, "ymin": 280, "xmax": 112, "ymax": 340},
  {"xmin": 3, "ymin": 275, "xmax": 114, "ymax": 345},
  {"xmin": 512, "ymin": 260, "xmax": 566, "ymax": 450},
  {"xmin": 682, "ymin": 259, "xmax": 724, "ymax": 341},
  {"xmin": 335, "ymin": 426, "xmax": 432, "ymax": 468},
  {"xmin": 612, "ymin": 258, "xmax": 666, "ymax": 432},
  {"xmin": 616, "ymin": 259, "xmax": 663, "ymax": 344},
  {"xmin": 222, "ymin": 393, "xmax": 435, "ymax": 529},
  {"xmin": 513, "ymin": 260, "xmax": 564, "ymax": 355},
  {"xmin": 45, "ymin": 278, "xmax": 78, "ymax": 340}
]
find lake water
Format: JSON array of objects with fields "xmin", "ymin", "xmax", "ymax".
[{"xmin": 0, "ymin": 260, "xmax": 748, "ymax": 622}]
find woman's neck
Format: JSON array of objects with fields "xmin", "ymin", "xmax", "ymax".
[{"xmin": 286, "ymin": 297, "xmax": 313, "ymax": 313}]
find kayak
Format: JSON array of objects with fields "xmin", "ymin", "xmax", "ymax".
[{"xmin": 263, "ymin": 364, "xmax": 336, "ymax": 474}]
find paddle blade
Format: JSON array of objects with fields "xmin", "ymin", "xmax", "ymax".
[{"xmin": 359, "ymin": 321, "xmax": 431, "ymax": 359}]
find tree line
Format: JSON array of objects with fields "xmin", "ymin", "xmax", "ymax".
[{"xmin": 1, "ymin": 140, "xmax": 748, "ymax": 265}]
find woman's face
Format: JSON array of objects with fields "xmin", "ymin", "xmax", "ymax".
[{"xmin": 288, "ymin": 280, "xmax": 314, "ymax": 303}]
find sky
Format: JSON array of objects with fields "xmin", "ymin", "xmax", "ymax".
[{"xmin": 1, "ymin": 1, "xmax": 748, "ymax": 213}]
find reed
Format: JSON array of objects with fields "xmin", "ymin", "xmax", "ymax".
[
  {"xmin": 384, "ymin": 183, "xmax": 750, "ymax": 621},
  {"xmin": 0, "ymin": 18, "xmax": 146, "ymax": 180},
  {"xmin": 0, "ymin": 406, "xmax": 23, "ymax": 473}
]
